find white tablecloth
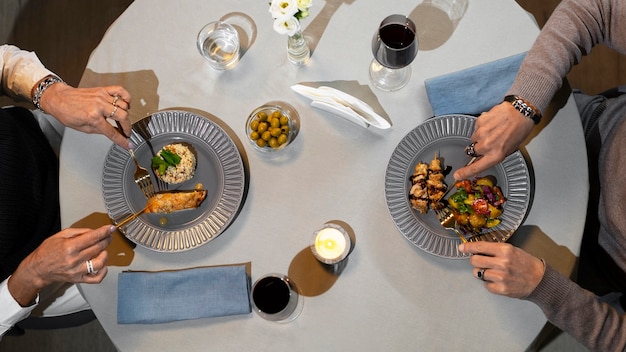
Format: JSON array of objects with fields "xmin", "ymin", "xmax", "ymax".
[{"xmin": 60, "ymin": 0, "xmax": 588, "ymax": 350}]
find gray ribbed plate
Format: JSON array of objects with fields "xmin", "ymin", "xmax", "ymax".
[
  {"xmin": 102, "ymin": 110, "xmax": 246, "ymax": 252},
  {"xmin": 384, "ymin": 114, "xmax": 531, "ymax": 259}
]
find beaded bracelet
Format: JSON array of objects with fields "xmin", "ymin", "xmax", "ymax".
[{"xmin": 32, "ymin": 75, "xmax": 64, "ymax": 112}]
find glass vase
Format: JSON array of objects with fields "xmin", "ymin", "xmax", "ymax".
[{"xmin": 287, "ymin": 26, "xmax": 310, "ymax": 65}]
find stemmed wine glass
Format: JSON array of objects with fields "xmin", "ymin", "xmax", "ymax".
[{"xmin": 369, "ymin": 15, "xmax": 418, "ymax": 91}]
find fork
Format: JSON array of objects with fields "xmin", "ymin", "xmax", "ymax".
[
  {"xmin": 434, "ymin": 206, "xmax": 467, "ymax": 243},
  {"xmin": 129, "ymin": 149, "xmax": 155, "ymax": 198},
  {"xmin": 432, "ymin": 155, "xmax": 481, "ymax": 243}
]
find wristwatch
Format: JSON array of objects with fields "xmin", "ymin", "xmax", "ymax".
[{"xmin": 503, "ymin": 95, "xmax": 541, "ymax": 124}]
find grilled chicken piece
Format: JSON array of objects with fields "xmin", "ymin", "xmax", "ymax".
[{"xmin": 145, "ymin": 189, "xmax": 207, "ymax": 214}]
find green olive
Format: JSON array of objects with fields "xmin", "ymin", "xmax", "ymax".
[
  {"xmin": 270, "ymin": 127, "xmax": 282, "ymax": 137},
  {"xmin": 270, "ymin": 117, "xmax": 280, "ymax": 128},
  {"xmin": 257, "ymin": 122, "xmax": 268, "ymax": 134},
  {"xmin": 249, "ymin": 108, "xmax": 293, "ymax": 150}
]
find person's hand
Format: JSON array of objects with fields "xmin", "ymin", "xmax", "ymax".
[
  {"xmin": 458, "ymin": 241, "xmax": 544, "ymax": 298},
  {"xmin": 7, "ymin": 225, "xmax": 115, "ymax": 307},
  {"xmin": 39, "ymin": 83, "xmax": 132, "ymax": 149},
  {"xmin": 454, "ymin": 102, "xmax": 535, "ymax": 180}
]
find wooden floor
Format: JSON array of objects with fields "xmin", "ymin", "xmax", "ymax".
[{"xmin": 1, "ymin": 0, "xmax": 614, "ymax": 351}]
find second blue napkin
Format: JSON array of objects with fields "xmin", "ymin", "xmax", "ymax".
[
  {"xmin": 425, "ymin": 52, "xmax": 526, "ymax": 117},
  {"xmin": 117, "ymin": 264, "xmax": 251, "ymax": 324}
]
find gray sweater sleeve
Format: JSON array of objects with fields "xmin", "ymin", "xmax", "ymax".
[
  {"xmin": 506, "ymin": 1, "xmax": 626, "ymax": 350},
  {"xmin": 507, "ymin": 0, "xmax": 626, "ymax": 114},
  {"xmin": 524, "ymin": 265, "xmax": 626, "ymax": 351}
]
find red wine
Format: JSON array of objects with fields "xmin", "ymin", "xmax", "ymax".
[
  {"xmin": 372, "ymin": 22, "xmax": 417, "ymax": 69},
  {"xmin": 380, "ymin": 23, "xmax": 415, "ymax": 49},
  {"xmin": 252, "ymin": 276, "xmax": 290, "ymax": 314}
]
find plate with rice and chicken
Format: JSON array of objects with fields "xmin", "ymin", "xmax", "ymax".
[{"xmin": 102, "ymin": 110, "xmax": 246, "ymax": 252}]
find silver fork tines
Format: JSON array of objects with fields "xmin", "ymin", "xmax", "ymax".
[{"xmin": 129, "ymin": 149, "xmax": 155, "ymax": 199}]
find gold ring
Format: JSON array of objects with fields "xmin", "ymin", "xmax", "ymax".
[
  {"xmin": 112, "ymin": 95, "xmax": 120, "ymax": 107},
  {"xmin": 109, "ymin": 105, "xmax": 119, "ymax": 118}
]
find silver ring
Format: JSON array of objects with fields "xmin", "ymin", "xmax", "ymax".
[
  {"xmin": 464, "ymin": 142, "xmax": 480, "ymax": 158},
  {"xmin": 86, "ymin": 260, "xmax": 95, "ymax": 275},
  {"xmin": 109, "ymin": 105, "xmax": 118, "ymax": 118},
  {"xmin": 477, "ymin": 268, "xmax": 486, "ymax": 281},
  {"xmin": 112, "ymin": 95, "xmax": 120, "ymax": 107}
]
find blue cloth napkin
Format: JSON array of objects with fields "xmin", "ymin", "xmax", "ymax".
[
  {"xmin": 117, "ymin": 264, "xmax": 251, "ymax": 324},
  {"xmin": 425, "ymin": 52, "xmax": 526, "ymax": 116}
]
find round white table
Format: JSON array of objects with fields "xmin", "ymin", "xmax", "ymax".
[{"xmin": 60, "ymin": 0, "xmax": 588, "ymax": 350}]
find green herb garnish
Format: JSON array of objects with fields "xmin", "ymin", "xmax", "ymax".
[
  {"xmin": 151, "ymin": 149, "xmax": 181, "ymax": 175},
  {"xmin": 450, "ymin": 188, "xmax": 467, "ymax": 204}
]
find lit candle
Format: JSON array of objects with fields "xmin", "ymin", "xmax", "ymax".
[{"xmin": 311, "ymin": 224, "xmax": 351, "ymax": 264}]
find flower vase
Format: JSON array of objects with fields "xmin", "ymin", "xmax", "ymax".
[{"xmin": 287, "ymin": 27, "xmax": 310, "ymax": 65}]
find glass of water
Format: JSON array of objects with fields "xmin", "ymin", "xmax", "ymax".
[{"xmin": 196, "ymin": 21, "xmax": 240, "ymax": 70}]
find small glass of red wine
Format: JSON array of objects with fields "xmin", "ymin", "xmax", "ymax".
[
  {"xmin": 369, "ymin": 14, "xmax": 418, "ymax": 91},
  {"xmin": 251, "ymin": 274, "xmax": 303, "ymax": 323}
]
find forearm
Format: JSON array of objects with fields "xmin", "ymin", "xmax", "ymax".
[
  {"xmin": 0, "ymin": 44, "xmax": 54, "ymax": 100},
  {"xmin": 0, "ymin": 278, "xmax": 37, "ymax": 336},
  {"xmin": 7, "ymin": 256, "xmax": 48, "ymax": 307},
  {"xmin": 524, "ymin": 265, "xmax": 626, "ymax": 351},
  {"xmin": 508, "ymin": 0, "xmax": 625, "ymax": 113}
]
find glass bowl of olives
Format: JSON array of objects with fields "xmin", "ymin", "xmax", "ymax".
[{"xmin": 246, "ymin": 101, "xmax": 300, "ymax": 153}]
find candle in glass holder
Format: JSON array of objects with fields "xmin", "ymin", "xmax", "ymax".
[{"xmin": 311, "ymin": 224, "xmax": 351, "ymax": 264}]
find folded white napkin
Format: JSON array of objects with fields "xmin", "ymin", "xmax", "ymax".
[
  {"xmin": 117, "ymin": 264, "xmax": 251, "ymax": 324},
  {"xmin": 425, "ymin": 52, "xmax": 526, "ymax": 116}
]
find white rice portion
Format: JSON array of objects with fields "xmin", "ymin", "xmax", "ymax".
[{"xmin": 158, "ymin": 143, "xmax": 196, "ymax": 184}]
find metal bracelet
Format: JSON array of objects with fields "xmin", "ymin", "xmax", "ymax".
[
  {"xmin": 32, "ymin": 75, "xmax": 64, "ymax": 112},
  {"xmin": 504, "ymin": 95, "xmax": 541, "ymax": 124}
]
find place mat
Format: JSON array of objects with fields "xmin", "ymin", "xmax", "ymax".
[{"xmin": 117, "ymin": 264, "xmax": 251, "ymax": 324}]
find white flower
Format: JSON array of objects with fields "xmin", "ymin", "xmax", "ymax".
[
  {"xmin": 273, "ymin": 16, "xmax": 300, "ymax": 36},
  {"xmin": 269, "ymin": 0, "xmax": 311, "ymax": 35},
  {"xmin": 269, "ymin": 0, "xmax": 298, "ymax": 20},
  {"xmin": 297, "ymin": 0, "xmax": 312, "ymax": 12}
]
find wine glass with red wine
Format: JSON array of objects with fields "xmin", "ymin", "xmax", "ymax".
[{"xmin": 369, "ymin": 14, "xmax": 418, "ymax": 91}]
